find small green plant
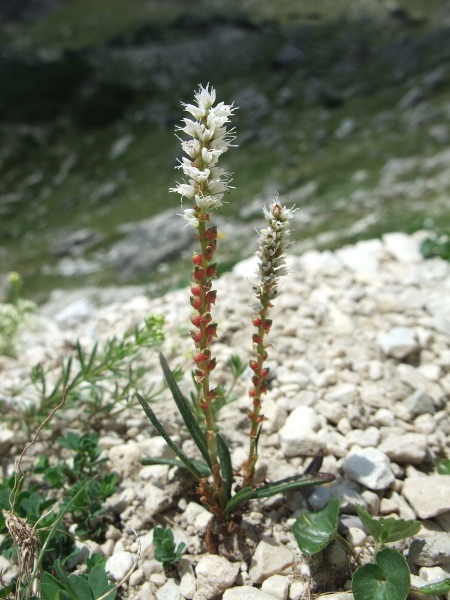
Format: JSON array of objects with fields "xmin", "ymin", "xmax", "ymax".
[
  {"xmin": 293, "ymin": 500, "xmax": 450, "ymax": 599},
  {"xmin": 1, "ymin": 314, "xmax": 167, "ymax": 433},
  {"xmin": 421, "ymin": 232, "xmax": 450, "ymax": 262},
  {"xmin": 435, "ymin": 457, "xmax": 450, "ymax": 475},
  {"xmin": 39, "ymin": 555, "xmax": 117, "ymax": 600},
  {"xmin": 34, "ymin": 431, "xmax": 118, "ymax": 540},
  {"xmin": 152, "ymin": 527, "xmax": 186, "ymax": 573},
  {"xmin": 136, "ymin": 85, "xmax": 334, "ymax": 529},
  {"xmin": 0, "ymin": 272, "xmax": 36, "ymax": 357},
  {"xmin": 0, "ymin": 423, "xmax": 118, "ymax": 598}
]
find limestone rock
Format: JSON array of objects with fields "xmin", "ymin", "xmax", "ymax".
[
  {"xmin": 378, "ymin": 327, "xmax": 419, "ymax": 359},
  {"xmin": 193, "ymin": 555, "xmax": 240, "ymax": 600},
  {"xmin": 105, "ymin": 551, "xmax": 135, "ymax": 581},
  {"xmin": 156, "ymin": 579, "xmax": 181, "ymax": 600},
  {"xmin": 249, "ymin": 538, "xmax": 294, "ymax": 584},
  {"xmin": 342, "ymin": 448, "xmax": 395, "ymax": 490},
  {"xmin": 279, "ymin": 406, "xmax": 322, "ymax": 458},
  {"xmin": 403, "ymin": 476, "xmax": 450, "ymax": 518},
  {"xmin": 409, "ymin": 532, "xmax": 450, "ymax": 566},
  {"xmin": 223, "ymin": 588, "xmax": 278, "ymax": 600},
  {"xmin": 378, "ymin": 433, "xmax": 428, "ymax": 464},
  {"xmin": 261, "ymin": 574, "xmax": 290, "ymax": 600}
]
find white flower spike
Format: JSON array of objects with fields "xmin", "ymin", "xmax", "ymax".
[{"xmin": 171, "ymin": 84, "xmax": 237, "ymax": 228}]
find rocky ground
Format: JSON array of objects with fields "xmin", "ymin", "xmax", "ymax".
[{"xmin": 1, "ymin": 231, "xmax": 450, "ymax": 599}]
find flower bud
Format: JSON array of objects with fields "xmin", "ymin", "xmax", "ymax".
[
  {"xmin": 192, "ymin": 254, "xmax": 203, "ymax": 265},
  {"xmin": 191, "ymin": 284, "xmax": 201, "ymax": 296},
  {"xmin": 190, "ymin": 314, "xmax": 202, "ymax": 327},
  {"xmin": 252, "ymin": 316, "xmax": 262, "ymax": 327},
  {"xmin": 262, "ymin": 319, "xmax": 272, "ymax": 331},
  {"xmin": 207, "ymin": 357, "xmax": 217, "ymax": 371},
  {"xmin": 203, "ymin": 245, "xmax": 215, "ymax": 261},
  {"xmin": 205, "ymin": 290, "xmax": 217, "ymax": 304},
  {"xmin": 194, "ymin": 369, "xmax": 206, "ymax": 383},
  {"xmin": 193, "ymin": 352, "xmax": 203, "ymax": 364},
  {"xmin": 200, "ymin": 312, "xmax": 212, "ymax": 323},
  {"xmin": 190, "ymin": 330, "xmax": 203, "ymax": 343},
  {"xmin": 260, "ymin": 367, "xmax": 270, "ymax": 378},
  {"xmin": 208, "ymin": 388, "xmax": 219, "ymax": 400},
  {"xmin": 206, "ymin": 323, "xmax": 218, "ymax": 338},
  {"xmin": 206, "ymin": 263, "xmax": 217, "ymax": 278},
  {"xmin": 204, "ymin": 280, "xmax": 212, "ymax": 291},
  {"xmin": 190, "ymin": 295, "xmax": 202, "ymax": 309},
  {"xmin": 206, "ymin": 226, "xmax": 218, "ymax": 240},
  {"xmin": 249, "ymin": 360, "xmax": 258, "ymax": 371},
  {"xmin": 193, "ymin": 266, "xmax": 205, "ymax": 280},
  {"xmin": 252, "ymin": 375, "xmax": 261, "ymax": 386},
  {"xmin": 252, "ymin": 333, "xmax": 262, "ymax": 344}
]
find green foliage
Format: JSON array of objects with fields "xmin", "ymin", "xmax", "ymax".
[
  {"xmin": 421, "ymin": 233, "xmax": 450, "ymax": 262},
  {"xmin": 138, "ymin": 353, "xmax": 335, "ymax": 517},
  {"xmin": 40, "ymin": 555, "xmax": 116, "ymax": 600},
  {"xmin": 1, "ymin": 314, "xmax": 166, "ymax": 433},
  {"xmin": 71, "ymin": 82, "xmax": 135, "ymax": 128},
  {"xmin": 415, "ymin": 578, "xmax": 450, "ymax": 596},
  {"xmin": 352, "ymin": 548, "xmax": 410, "ymax": 600},
  {"xmin": 293, "ymin": 498, "xmax": 340, "ymax": 556},
  {"xmin": 152, "ymin": 527, "xmax": 186, "ymax": 571},
  {"xmin": 0, "ymin": 430, "xmax": 117, "ymax": 582},
  {"xmin": 0, "ymin": 272, "xmax": 36, "ymax": 357},
  {"xmin": 35, "ymin": 431, "xmax": 118, "ymax": 540},
  {"xmin": 355, "ymin": 505, "xmax": 420, "ymax": 553},
  {"xmin": 0, "ymin": 54, "xmax": 91, "ymax": 123},
  {"xmin": 435, "ymin": 457, "xmax": 450, "ymax": 475}
]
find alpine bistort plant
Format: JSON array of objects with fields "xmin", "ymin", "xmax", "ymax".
[
  {"xmin": 243, "ymin": 200, "xmax": 296, "ymax": 487},
  {"xmin": 137, "ymin": 85, "xmax": 334, "ymax": 528}
]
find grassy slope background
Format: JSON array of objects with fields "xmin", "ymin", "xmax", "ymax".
[{"xmin": 1, "ymin": 0, "xmax": 450, "ymax": 301}]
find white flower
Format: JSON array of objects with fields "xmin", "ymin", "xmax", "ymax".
[
  {"xmin": 171, "ymin": 85, "xmax": 237, "ymax": 227},
  {"xmin": 180, "ymin": 209, "xmax": 200, "ymax": 228},
  {"xmin": 251, "ymin": 200, "xmax": 296, "ymax": 305},
  {"xmin": 170, "ymin": 183, "xmax": 196, "ymax": 201},
  {"xmin": 195, "ymin": 194, "xmax": 223, "ymax": 210}
]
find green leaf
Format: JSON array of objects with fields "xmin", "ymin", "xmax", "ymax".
[
  {"xmin": 216, "ymin": 433, "xmax": 232, "ymax": 501},
  {"xmin": 352, "ymin": 548, "xmax": 410, "ymax": 600},
  {"xmin": 225, "ymin": 472, "xmax": 335, "ymax": 515},
  {"xmin": 67, "ymin": 573, "xmax": 93, "ymax": 600},
  {"xmin": 159, "ymin": 353, "xmax": 211, "ymax": 467},
  {"xmin": 356, "ymin": 505, "xmax": 421, "ymax": 545},
  {"xmin": 436, "ymin": 458, "xmax": 450, "ymax": 475},
  {"xmin": 292, "ymin": 498, "xmax": 340, "ymax": 555},
  {"xmin": 135, "ymin": 392, "xmax": 203, "ymax": 480},
  {"xmin": 140, "ymin": 456, "xmax": 211, "ymax": 477},
  {"xmin": 417, "ymin": 578, "xmax": 450, "ymax": 596},
  {"xmin": 88, "ymin": 564, "xmax": 117, "ymax": 599}
]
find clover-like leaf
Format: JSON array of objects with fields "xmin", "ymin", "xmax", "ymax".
[
  {"xmin": 356, "ymin": 505, "xmax": 420, "ymax": 545},
  {"xmin": 292, "ymin": 497, "xmax": 340, "ymax": 556},
  {"xmin": 352, "ymin": 548, "xmax": 410, "ymax": 600}
]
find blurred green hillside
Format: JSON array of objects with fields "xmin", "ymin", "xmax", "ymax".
[{"xmin": 1, "ymin": 0, "xmax": 450, "ymax": 301}]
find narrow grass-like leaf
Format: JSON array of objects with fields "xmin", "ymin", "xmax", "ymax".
[
  {"xmin": 352, "ymin": 548, "xmax": 410, "ymax": 600},
  {"xmin": 225, "ymin": 472, "xmax": 335, "ymax": 515},
  {"xmin": 356, "ymin": 505, "xmax": 421, "ymax": 544},
  {"xmin": 217, "ymin": 433, "xmax": 232, "ymax": 501},
  {"xmin": 416, "ymin": 578, "xmax": 450, "ymax": 595},
  {"xmin": 293, "ymin": 497, "xmax": 340, "ymax": 555},
  {"xmin": 136, "ymin": 392, "xmax": 203, "ymax": 480},
  {"xmin": 140, "ymin": 456, "xmax": 211, "ymax": 477},
  {"xmin": 159, "ymin": 353, "xmax": 211, "ymax": 467}
]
